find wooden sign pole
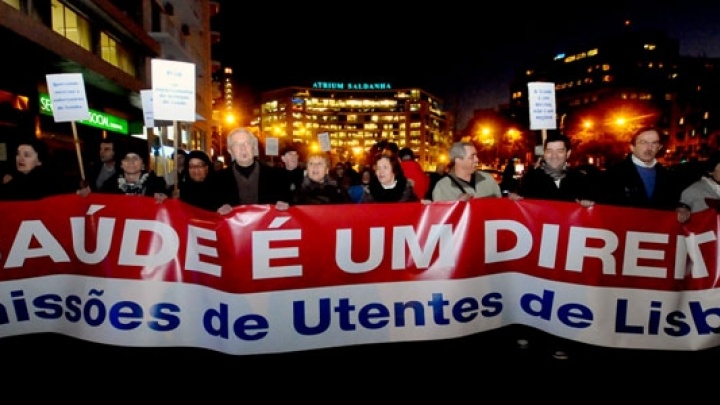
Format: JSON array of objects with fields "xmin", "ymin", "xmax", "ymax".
[{"xmin": 71, "ymin": 121, "xmax": 86, "ymax": 182}]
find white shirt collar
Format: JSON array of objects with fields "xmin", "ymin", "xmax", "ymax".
[{"xmin": 631, "ymin": 154, "xmax": 657, "ymax": 168}]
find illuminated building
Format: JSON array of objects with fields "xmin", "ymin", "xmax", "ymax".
[
  {"xmin": 258, "ymin": 82, "xmax": 454, "ymax": 170},
  {"xmin": 0, "ymin": 0, "xmax": 216, "ymax": 176},
  {"xmin": 509, "ymin": 29, "xmax": 720, "ymax": 164}
]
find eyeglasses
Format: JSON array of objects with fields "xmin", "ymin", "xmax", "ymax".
[
  {"xmin": 637, "ymin": 140, "xmax": 661, "ymax": 147},
  {"xmin": 188, "ymin": 163, "xmax": 207, "ymax": 169},
  {"xmin": 230, "ymin": 141, "xmax": 253, "ymax": 149}
]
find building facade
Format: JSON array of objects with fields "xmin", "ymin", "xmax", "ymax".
[
  {"xmin": 257, "ymin": 82, "xmax": 454, "ymax": 170},
  {"xmin": 0, "ymin": 0, "xmax": 215, "ymax": 178},
  {"xmin": 508, "ymin": 29, "xmax": 720, "ymax": 165}
]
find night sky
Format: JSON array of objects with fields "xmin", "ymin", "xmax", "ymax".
[{"xmin": 213, "ymin": 1, "xmax": 720, "ymax": 129}]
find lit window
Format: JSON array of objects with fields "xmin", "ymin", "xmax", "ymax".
[
  {"xmin": 3, "ymin": 0, "xmax": 20, "ymax": 9},
  {"xmin": 51, "ymin": 0, "xmax": 91, "ymax": 50}
]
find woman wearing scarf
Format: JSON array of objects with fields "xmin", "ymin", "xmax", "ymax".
[
  {"xmin": 98, "ymin": 146, "xmax": 167, "ymax": 202},
  {"xmin": 360, "ymin": 154, "xmax": 418, "ymax": 203}
]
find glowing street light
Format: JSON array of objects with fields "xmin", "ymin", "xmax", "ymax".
[{"xmin": 224, "ymin": 112, "xmax": 236, "ymax": 126}]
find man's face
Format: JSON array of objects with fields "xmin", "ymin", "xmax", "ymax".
[
  {"xmin": 177, "ymin": 153, "xmax": 186, "ymax": 168},
  {"xmin": 282, "ymin": 151, "xmax": 299, "ymax": 170},
  {"xmin": 630, "ymin": 130, "xmax": 662, "ymax": 165},
  {"xmin": 456, "ymin": 145, "xmax": 479, "ymax": 173},
  {"xmin": 228, "ymin": 132, "xmax": 255, "ymax": 167},
  {"xmin": 543, "ymin": 140, "xmax": 569, "ymax": 170},
  {"xmin": 99, "ymin": 142, "xmax": 114, "ymax": 163}
]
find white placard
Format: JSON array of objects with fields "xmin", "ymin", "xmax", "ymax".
[
  {"xmin": 527, "ymin": 82, "xmax": 557, "ymax": 130},
  {"xmin": 318, "ymin": 132, "xmax": 331, "ymax": 152},
  {"xmin": 151, "ymin": 59, "xmax": 196, "ymax": 122},
  {"xmin": 45, "ymin": 73, "xmax": 90, "ymax": 122},
  {"xmin": 265, "ymin": 137, "xmax": 279, "ymax": 156},
  {"xmin": 140, "ymin": 89, "xmax": 154, "ymax": 128}
]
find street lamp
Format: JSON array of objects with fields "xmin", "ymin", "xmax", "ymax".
[{"xmin": 224, "ymin": 111, "xmax": 236, "ymax": 126}]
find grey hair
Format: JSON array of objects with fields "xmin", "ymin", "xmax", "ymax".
[
  {"xmin": 449, "ymin": 141, "xmax": 473, "ymax": 163},
  {"xmin": 226, "ymin": 127, "xmax": 258, "ymax": 149}
]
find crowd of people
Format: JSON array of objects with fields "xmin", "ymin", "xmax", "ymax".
[
  {"xmin": 0, "ymin": 125, "xmax": 717, "ymax": 362},
  {"xmin": 0, "ymin": 125, "xmax": 713, "ymax": 220}
]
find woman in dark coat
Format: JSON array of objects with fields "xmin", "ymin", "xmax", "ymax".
[
  {"xmin": 292, "ymin": 152, "xmax": 351, "ymax": 205},
  {"xmin": 98, "ymin": 146, "xmax": 167, "ymax": 201},
  {"xmin": 360, "ymin": 154, "xmax": 418, "ymax": 203},
  {"xmin": 178, "ymin": 150, "xmax": 223, "ymax": 211},
  {"xmin": 0, "ymin": 138, "xmax": 66, "ymax": 200}
]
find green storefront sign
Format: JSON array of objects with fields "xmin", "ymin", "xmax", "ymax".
[{"xmin": 39, "ymin": 93, "xmax": 128, "ymax": 134}]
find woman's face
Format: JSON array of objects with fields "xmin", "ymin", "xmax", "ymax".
[
  {"xmin": 16, "ymin": 144, "xmax": 41, "ymax": 174},
  {"xmin": 121, "ymin": 153, "xmax": 143, "ymax": 175},
  {"xmin": 187, "ymin": 157, "xmax": 209, "ymax": 182},
  {"xmin": 375, "ymin": 157, "xmax": 395, "ymax": 186},
  {"xmin": 361, "ymin": 170, "xmax": 371, "ymax": 184},
  {"xmin": 307, "ymin": 156, "xmax": 328, "ymax": 182}
]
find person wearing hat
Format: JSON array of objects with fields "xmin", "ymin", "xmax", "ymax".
[
  {"xmin": 280, "ymin": 144, "xmax": 304, "ymax": 193},
  {"xmin": 98, "ymin": 146, "xmax": 168, "ymax": 202},
  {"xmin": 178, "ymin": 150, "xmax": 223, "ymax": 211},
  {"xmin": 677, "ymin": 151, "xmax": 720, "ymax": 223}
]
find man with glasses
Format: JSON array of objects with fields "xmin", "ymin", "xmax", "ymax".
[
  {"xmin": 598, "ymin": 126, "xmax": 681, "ymax": 210},
  {"xmin": 215, "ymin": 127, "xmax": 291, "ymax": 215}
]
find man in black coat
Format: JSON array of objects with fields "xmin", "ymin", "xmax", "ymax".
[
  {"xmin": 598, "ymin": 126, "xmax": 680, "ymax": 211},
  {"xmin": 215, "ymin": 128, "xmax": 291, "ymax": 214}
]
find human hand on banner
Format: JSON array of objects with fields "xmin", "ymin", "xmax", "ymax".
[
  {"xmin": 76, "ymin": 185, "xmax": 91, "ymax": 197},
  {"xmin": 676, "ymin": 206, "xmax": 691, "ymax": 223},
  {"xmin": 275, "ymin": 201, "xmax": 289, "ymax": 211},
  {"xmin": 507, "ymin": 192, "xmax": 523, "ymax": 201},
  {"xmin": 153, "ymin": 192, "xmax": 168, "ymax": 203},
  {"xmin": 217, "ymin": 204, "xmax": 233, "ymax": 215},
  {"xmin": 576, "ymin": 199, "xmax": 595, "ymax": 208}
]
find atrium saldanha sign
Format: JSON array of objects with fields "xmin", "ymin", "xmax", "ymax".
[{"xmin": 312, "ymin": 82, "xmax": 392, "ymax": 90}]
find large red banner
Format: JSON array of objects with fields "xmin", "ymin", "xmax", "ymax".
[{"xmin": 0, "ymin": 193, "xmax": 717, "ymax": 354}]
